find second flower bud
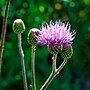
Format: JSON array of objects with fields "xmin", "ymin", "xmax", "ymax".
[{"xmin": 27, "ymin": 28, "xmax": 40, "ymax": 46}]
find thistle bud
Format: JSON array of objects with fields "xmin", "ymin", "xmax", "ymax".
[
  {"xmin": 27, "ymin": 28, "xmax": 40, "ymax": 46},
  {"xmin": 61, "ymin": 46, "xmax": 73, "ymax": 59},
  {"xmin": 13, "ymin": 19, "xmax": 25, "ymax": 34}
]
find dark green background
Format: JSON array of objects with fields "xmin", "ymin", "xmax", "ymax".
[{"xmin": 0, "ymin": 0, "xmax": 90, "ymax": 90}]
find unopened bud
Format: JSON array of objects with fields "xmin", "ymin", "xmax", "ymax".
[
  {"xmin": 13, "ymin": 19, "xmax": 25, "ymax": 34},
  {"xmin": 27, "ymin": 28, "xmax": 40, "ymax": 46},
  {"xmin": 61, "ymin": 46, "xmax": 73, "ymax": 59}
]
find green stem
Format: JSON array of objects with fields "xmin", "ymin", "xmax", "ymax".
[
  {"xmin": 0, "ymin": 0, "xmax": 11, "ymax": 74},
  {"xmin": 52, "ymin": 54, "xmax": 57, "ymax": 73},
  {"xmin": 18, "ymin": 34, "xmax": 28, "ymax": 90},
  {"xmin": 40, "ymin": 56, "xmax": 67, "ymax": 90},
  {"xmin": 40, "ymin": 54, "xmax": 57, "ymax": 90},
  {"xmin": 31, "ymin": 45, "xmax": 36, "ymax": 90},
  {"xmin": 56, "ymin": 58, "xmax": 67, "ymax": 75},
  {"xmin": 40, "ymin": 71, "xmax": 55, "ymax": 90}
]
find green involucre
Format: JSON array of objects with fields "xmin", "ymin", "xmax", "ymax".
[
  {"xmin": 61, "ymin": 46, "xmax": 73, "ymax": 59},
  {"xmin": 13, "ymin": 19, "xmax": 25, "ymax": 34}
]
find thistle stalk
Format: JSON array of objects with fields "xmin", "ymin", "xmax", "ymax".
[
  {"xmin": 18, "ymin": 34, "xmax": 28, "ymax": 90},
  {"xmin": 31, "ymin": 45, "xmax": 36, "ymax": 90},
  {"xmin": 27, "ymin": 28, "xmax": 40, "ymax": 90},
  {"xmin": 40, "ymin": 55, "xmax": 67, "ymax": 90},
  {"xmin": 0, "ymin": 0, "xmax": 11, "ymax": 74}
]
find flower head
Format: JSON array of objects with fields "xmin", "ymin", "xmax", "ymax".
[
  {"xmin": 61, "ymin": 46, "xmax": 73, "ymax": 59},
  {"xmin": 27, "ymin": 28, "xmax": 40, "ymax": 46},
  {"xmin": 38, "ymin": 21, "xmax": 76, "ymax": 54},
  {"xmin": 13, "ymin": 19, "xmax": 25, "ymax": 34}
]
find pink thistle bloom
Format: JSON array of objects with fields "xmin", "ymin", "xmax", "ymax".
[{"xmin": 38, "ymin": 21, "xmax": 76, "ymax": 52}]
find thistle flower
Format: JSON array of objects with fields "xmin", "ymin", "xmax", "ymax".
[{"xmin": 38, "ymin": 21, "xmax": 76, "ymax": 54}]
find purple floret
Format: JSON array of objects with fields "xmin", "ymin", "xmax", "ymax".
[{"xmin": 38, "ymin": 21, "xmax": 76, "ymax": 52}]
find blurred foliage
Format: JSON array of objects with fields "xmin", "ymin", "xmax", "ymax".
[{"xmin": 0, "ymin": 0, "xmax": 90, "ymax": 90}]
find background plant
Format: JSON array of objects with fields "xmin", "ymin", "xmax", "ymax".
[{"xmin": 0, "ymin": 0, "xmax": 90, "ymax": 90}]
